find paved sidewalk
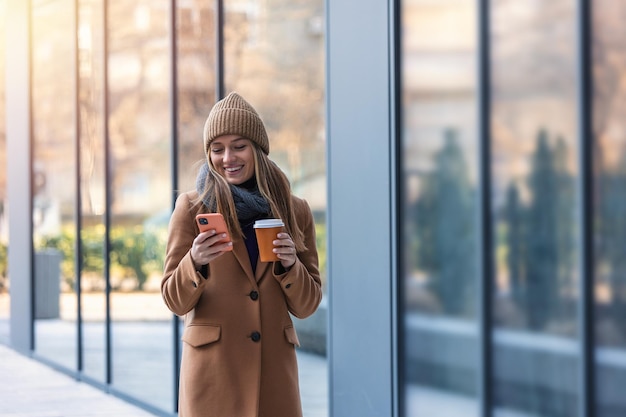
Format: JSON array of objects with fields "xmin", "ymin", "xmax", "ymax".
[
  {"xmin": 0, "ymin": 344, "xmax": 157, "ymax": 417},
  {"xmin": 0, "ymin": 343, "xmax": 328, "ymax": 417}
]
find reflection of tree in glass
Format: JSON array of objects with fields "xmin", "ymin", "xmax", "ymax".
[
  {"xmin": 223, "ymin": 2, "xmax": 325, "ymax": 189},
  {"xmin": 106, "ymin": 3, "xmax": 171, "ymax": 213},
  {"xmin": 553, "ymin": 137, "xmax": 576, "ymax": 292},
  {"xmin": 525, "ymin": 130, "xmax": 558, "ymax": 330},
  {"xmin": 504, "ymin": 130, "xmax": 575, "ymax": 331},
  {"xmin": 78, "ymin": 6, "xmax": 106, "ymax": 216},
  {"xmin": 411, "ymin": 129, "xmax": 476, "ymax": 317},
  {"xmin": 505, "ymin": 182, "xmax": 524, "ymax": 306}
]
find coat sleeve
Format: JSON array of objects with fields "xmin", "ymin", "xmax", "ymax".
[
  {"xmin": 273, "ymin": 198, "xmax": 323, "ymax": 319},
  {"xmin": 161, "ymin": 193, "xmax": 207, "ymax": 316}
]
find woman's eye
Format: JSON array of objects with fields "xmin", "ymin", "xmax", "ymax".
[
  {"xmin": 234, "ymin": 145, "xmax": 246, "ymax": 151},
  {"xmin": 211, "ymin": 148, "xmax": 224, "ymax": 154}
]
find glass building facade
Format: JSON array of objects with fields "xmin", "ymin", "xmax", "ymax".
[
  {"xmin": 2, "ymin": 1, "xmax": 325, "ymax": 416},
  {"xmin": 3, "ymin": 1, "xmax": 626, "ymax": 417}
]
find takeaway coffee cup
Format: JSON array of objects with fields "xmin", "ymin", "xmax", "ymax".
[{"xmin": 254, "ymin": 219, "xmax": 284, "ymax": 262}]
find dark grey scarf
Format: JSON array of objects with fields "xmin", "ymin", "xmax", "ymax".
[{"xmin": 196, "ymin": 162, "xmax": 270, "ymax": 225}]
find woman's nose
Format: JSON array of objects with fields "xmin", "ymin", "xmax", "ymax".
[{"xmin": 223, "ymin": 148, "xmax": 234, "ymax": 162}]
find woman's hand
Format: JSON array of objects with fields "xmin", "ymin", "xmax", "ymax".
[
  {"xmin": 190, "ymin": 229, "xmax": 233, "ymax": 269},
  {"xmin": 273, "ymin": 232, "xmax": 297, "ymax": 270}
]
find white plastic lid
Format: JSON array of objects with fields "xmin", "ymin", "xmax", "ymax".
[{"xmin": 253, "ymin": 219, "xmax": 284, "ymax": 228}]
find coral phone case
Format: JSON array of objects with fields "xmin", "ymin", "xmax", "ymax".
[{"xmin": 195, "ymin": 213, "xmax": 233, "ymax": 251}]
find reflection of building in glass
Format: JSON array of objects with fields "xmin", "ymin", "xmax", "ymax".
[{"xmin": 400, "ymin": 1, "xmax": 626, "ymax": 416}]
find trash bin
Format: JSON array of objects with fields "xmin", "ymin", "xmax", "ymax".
[{"xmin": 34, "ymin": 249, "xmax": 62, "ymax": 319}]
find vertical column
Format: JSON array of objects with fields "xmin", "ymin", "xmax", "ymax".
[
  {"xmin": 6, "ymin": 0, "xmax": 33, "ymax": 353},
  {"xmin": 169, "ymin": 0, "xmax": 181, "ymax": 412},
  {"xmin": 478, "ymin": 1, "xmax": 493, "ymax": 416},
  {"xmin": 326, "ymin": 0, "xmax": 397, "ymax": 416},
  {"xmin": 73, "ymin": 0, "xmax": 84, "ymax": 373},
  {"xmin": 102, "ymin": 0, "xmax": 112, "ymax": 385},
  {"xmin": 215, "ymin": 0, "xmax": 224, "ymax": 100},
  {"xmin": 577, "ymin": 0, "xmax": 594, "ymax": 415}
]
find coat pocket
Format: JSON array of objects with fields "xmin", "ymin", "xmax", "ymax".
[
  {"xmin": 182, "ymin": 324, "xmax": 221, "ymax": 348},
  {"xmin": 284, "ymin": 325, "xmax": 300, "ymax": 347}
]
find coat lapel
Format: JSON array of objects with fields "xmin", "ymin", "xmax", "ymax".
[
  {"xmin": 231, "ymin": 239, "xmax": 256, "ymax": 285},
  {"xmin": 254, "ymin": 260, "xmax": 270, "ymax": 282},
  {"xmin": 232, "ymin": 238, "xmax": 271, "ymax": 283}
]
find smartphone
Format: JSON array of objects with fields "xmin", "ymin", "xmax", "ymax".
[{"xmin": 195, "ymin": 213, "xmax": 233, "ymax": 251}]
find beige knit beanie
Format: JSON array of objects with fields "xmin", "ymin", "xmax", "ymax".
[{"xmin": 203, "ymin": 92, "xmax": 270, "ymax": 155}]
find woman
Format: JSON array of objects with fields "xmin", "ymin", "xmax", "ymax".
[{"xmin": 161, "ymin": 92, "xmax": 322, "ymax": 417}]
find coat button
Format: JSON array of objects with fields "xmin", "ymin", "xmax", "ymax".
[
  {"xmin": 285, "ymin": 283, "xmax": 292, "ymax": 289},
  {"xmin": 249, "ymin": 290, "xmax": 259, "ymax": 301},
  {"xmin": 251, "ymin": 331, "xmax": 261, "ymax": 342},
  {"xmin": 192, "ymin": 281, "xmax": 198, "ymax": 288}
]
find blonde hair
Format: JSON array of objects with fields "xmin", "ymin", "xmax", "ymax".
[{"xmin": 197, "ymin": 143, "xmax": 307, "ymax": 252}]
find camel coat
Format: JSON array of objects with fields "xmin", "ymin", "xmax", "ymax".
[{"xmin": 161, "ymin": 191, "xmax": 322, "ymax": 417}]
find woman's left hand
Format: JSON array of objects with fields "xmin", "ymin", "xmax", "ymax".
[{"xmin": 273, "ymin": 232, "xmax": 297, "ymax": 269}]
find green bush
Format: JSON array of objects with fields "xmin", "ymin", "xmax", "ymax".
[
  {"xmin": 37, "ymin": 224, "xmax": 167, "ymax": 292},
  {"xmin": 0, "ymin": 241, "xmax": 7, "ymax": 291},
  {"xmin": 110, "ymin": 225, "xmax": 166, "ymax": 290}
]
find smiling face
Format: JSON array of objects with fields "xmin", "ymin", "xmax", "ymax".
[{"xmin": 209, "ymin": 135, "xmax": 256, "ymax": 185}]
